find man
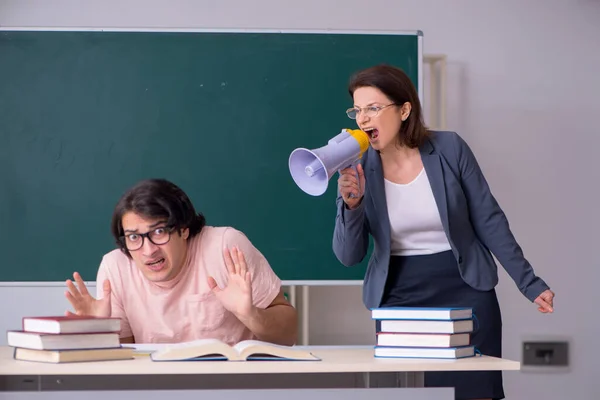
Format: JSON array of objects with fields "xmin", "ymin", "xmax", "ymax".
[{"xmin": 64, "ymin": 178, "xmax": 297, "ymax": 346}]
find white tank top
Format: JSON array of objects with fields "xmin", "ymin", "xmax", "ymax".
[{"xmin": 384, "ymin": 168, "xmax": 452, "ymax": 256}]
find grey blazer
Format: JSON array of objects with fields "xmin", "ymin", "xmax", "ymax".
[{"xmin": 332, "ymin": 130, "xmax": 550, "ymax": 309}]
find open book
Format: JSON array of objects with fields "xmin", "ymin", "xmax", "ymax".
[{"xmin": 148, "ymin": 339, "xmax": 321, "ymax": 362}]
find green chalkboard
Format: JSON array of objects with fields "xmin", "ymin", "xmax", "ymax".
[{"xmin": 0, "ymin": 29, "xmax": 422, "ymax": 283}]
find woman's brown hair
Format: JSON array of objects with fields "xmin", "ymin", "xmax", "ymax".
[{"xmin": 348, "ymin": 64, "xmax": 429, "ymax": 148}]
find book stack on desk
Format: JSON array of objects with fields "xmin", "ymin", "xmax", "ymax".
[
  {"xmin": 371, "ymin": 307, "xmax": 476, "ymax": 359},
  {"xmin": 6, "ymin": 315, "xmax": 134, "ymax": 363}
]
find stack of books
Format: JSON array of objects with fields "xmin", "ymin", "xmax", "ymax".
[
  {"xmin": 371, "ymin": 307, "xmax": 476, "ymax": 359},
  {"xmin": 7, "ymin": 315, "xmax": 134, "ymax": 363}
]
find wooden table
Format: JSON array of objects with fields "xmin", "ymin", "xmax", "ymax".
[{"xmin": 0, "ymin": 345, "xmax": 520, "ymax": 392}]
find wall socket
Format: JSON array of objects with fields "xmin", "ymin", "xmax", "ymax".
[{"xmin": 522, "ymin": 341, "xmax": 569, "ymax": 367}]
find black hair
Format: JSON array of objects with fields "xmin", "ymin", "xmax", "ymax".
[{"xmin": 110, "ymin": 178, "xmax": 206, "ymax": 256}]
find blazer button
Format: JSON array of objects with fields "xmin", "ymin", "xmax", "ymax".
[{"xmin": 458, "ymin": 256, "xmax": 463, "ymax": 264}]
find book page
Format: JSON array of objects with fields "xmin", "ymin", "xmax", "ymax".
[
  {"xmin": 233, "ymin": 340, "xmax": 319, "ymax": 361},
  {"xmin": 149, "ymin": 338, "xmax": 237, "ymax": 361},
  {"xmin": 233, "ymin": 340, "xmax": 289, "ymax": 354},
  {"xmin": 162, "ymin": 338, "xmax": 225, "ymax": 349},
  {"xmin": 124, "ymin": 338, "xmax": 225, "ymax": 354},
  {"xmin": 121, "ymin": 343, "xmax": 166, "ymax": 353}
]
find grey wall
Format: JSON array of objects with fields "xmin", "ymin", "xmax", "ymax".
[{"xmin": 1, "ymin": 0, "xmax": 599, "ymax": 399}]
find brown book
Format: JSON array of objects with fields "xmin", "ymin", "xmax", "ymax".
[
  {"xmin": 13, "ymin": 347, "xmax": 134, "ymax": 363},
  {"xmin": 22, "ymin": 315, "xmax": 121, "ymax": 334}
]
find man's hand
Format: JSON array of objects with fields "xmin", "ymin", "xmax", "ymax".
[
  {"xmin": 208, "ymin": 246, "xmax": 254, "ymax": 318},
  {"xmin": 65, "ymin": 272, "xmax": 111, "ymax": 318},
  {"xmin": 534, "ymin": 289, "xmax": 555, "ymax": 313}
]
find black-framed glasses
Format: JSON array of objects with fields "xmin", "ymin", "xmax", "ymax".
[
  {"xmin": 346, "ymin": 103, "xmax": 396, "ymax": 119},
  {"xmin": 120, "ymin": 226, "xmax": 175, "ymax": 251}
]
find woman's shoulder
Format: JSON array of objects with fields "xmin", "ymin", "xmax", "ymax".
[
  {"xmin": 425, "ymin": 130, "xmax": 463, "ymax": 147},
  {"xmin": 424, "ymin": 130, "xmax": 475, "ymax": 158}
]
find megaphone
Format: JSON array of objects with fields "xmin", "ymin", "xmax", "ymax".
[{"xmin": 289, "ymin": 129, "xmax": 370, "ymax": 196}]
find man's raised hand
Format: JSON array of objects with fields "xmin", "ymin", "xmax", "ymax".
[{"xmin": 65, "ymin": 272, "xmax": 111, "ymax": 318}]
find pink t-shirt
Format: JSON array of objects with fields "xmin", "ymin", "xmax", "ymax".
[{"xmin": 95, "ymin": 226, "xmax": 281, "ymax": 345}]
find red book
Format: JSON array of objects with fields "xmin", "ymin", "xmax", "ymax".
[{"xmin": 22, "ymin": 316, "xmax": 121, "ymax": 334}]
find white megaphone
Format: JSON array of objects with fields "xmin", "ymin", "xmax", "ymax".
[{"xmin": 289, "ymin": 128, "xmax": 370, "ymax": 196}]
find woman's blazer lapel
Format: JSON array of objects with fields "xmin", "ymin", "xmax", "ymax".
[
  {"xmin": 364, "ymin": 139, "xmax": 451, "ymax": 242},
  {"xmin": 419, "ymin": 138, "xmax": 451, "ymax": 238}
]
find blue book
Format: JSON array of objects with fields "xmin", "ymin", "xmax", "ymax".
[{"xmin": 374, "ymin": 345, "xmax": 476, "ymax": 359}]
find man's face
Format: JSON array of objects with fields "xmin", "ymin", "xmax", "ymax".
[{"xmin": 121, "ymin": 212, "xmax": 189, "ymax": 283}]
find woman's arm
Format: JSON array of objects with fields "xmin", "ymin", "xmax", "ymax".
[
  {"xmin": 453, "ymin": 134, "xmax": 550, "ymax": 302},
  {"xmin": 332, "ymin": 192, "xmax": 369, "ymax": 266}
]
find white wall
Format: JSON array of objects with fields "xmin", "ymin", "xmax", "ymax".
[{"xmin": 1, "ymin": 0, "xmax": 599, "ymax": 399}]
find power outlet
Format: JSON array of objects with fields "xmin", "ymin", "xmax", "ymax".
[{"xmin": 522, "ymin": 341, "xmax": 569, "ymax": 366}]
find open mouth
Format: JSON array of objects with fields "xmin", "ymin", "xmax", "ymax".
[
  {"xmin": 145, "ymin": 258, "xmax": 166, "ymax": 271},
  {"xmin": 364, "ymin": 128, "xmax": 379, "ymax": 140}
]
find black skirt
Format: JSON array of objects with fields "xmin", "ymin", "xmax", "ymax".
[{"xmin": 377, "ymin": 250, "xmax": 504, "ymax": 400}]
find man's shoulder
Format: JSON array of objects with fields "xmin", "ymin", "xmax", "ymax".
[
  {"xmin": 195, "ymin": 225, "xmax": 264, "ymax": 262},
  {"xmin": 196, "ymin": 226, "xmax": 248, "ymax": 246},
  {"xmin": 100, "ymin": 248, "xmax": 131, "ymax": 271},
  {"xmin": 95, "ymin": 249, "xmax": 133, "ymax": 291},
  {"xmin": 191, "ymin": 226, "xmax": 243, "ymax": 256}
]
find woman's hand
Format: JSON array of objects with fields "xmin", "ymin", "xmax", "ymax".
[
  {"xmin": 534, "ymin": 289, "xmax": 555, "ymax": 313},
  {"xmin": 338, "ymin": 163, "xmax": 366, "ymax": 210}
]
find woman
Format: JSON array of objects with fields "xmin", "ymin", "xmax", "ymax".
[{"xmin": 332, "ymin": 64, "xmax": 555, "ymax": 400}]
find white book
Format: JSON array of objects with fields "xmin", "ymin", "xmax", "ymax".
[
  {"xmin": 22, "ymin": 315, "xmax": 121, "ymax": 334},
  {"xmin": 376, "ymin": 332, "xmax": 470, "ymax": 348},
  {"xmin": 380, "ymin": 318, "xmax": 473, "ymax": 334},
  {"xmin": 7, "ymin": 330, "xmax": 120, "ymax": 350},
  {"xmin": 371, "ymin": 307, "xmax": 472, "ymax": 321}
]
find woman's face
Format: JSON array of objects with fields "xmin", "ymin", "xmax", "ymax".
[{"xmin": 351, "ymin": 86, "xmax": 410, "ymax": 151}]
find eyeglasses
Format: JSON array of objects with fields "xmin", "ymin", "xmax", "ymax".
[
  {"xmin": 346, "ymin": 103, "xmax": 396, "ymax": 119},
  {"xmin": 120, "ymin": 226, "xmax": 175, "ymax": 251}
]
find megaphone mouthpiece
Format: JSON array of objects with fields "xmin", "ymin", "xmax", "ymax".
[
  {"xmin": 304, "ymin": 158, "xmax": 324, "ymax": 177},
  {"xmin": 288, "ymin": 129, "xmax": 369, "ymax": 196}
]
